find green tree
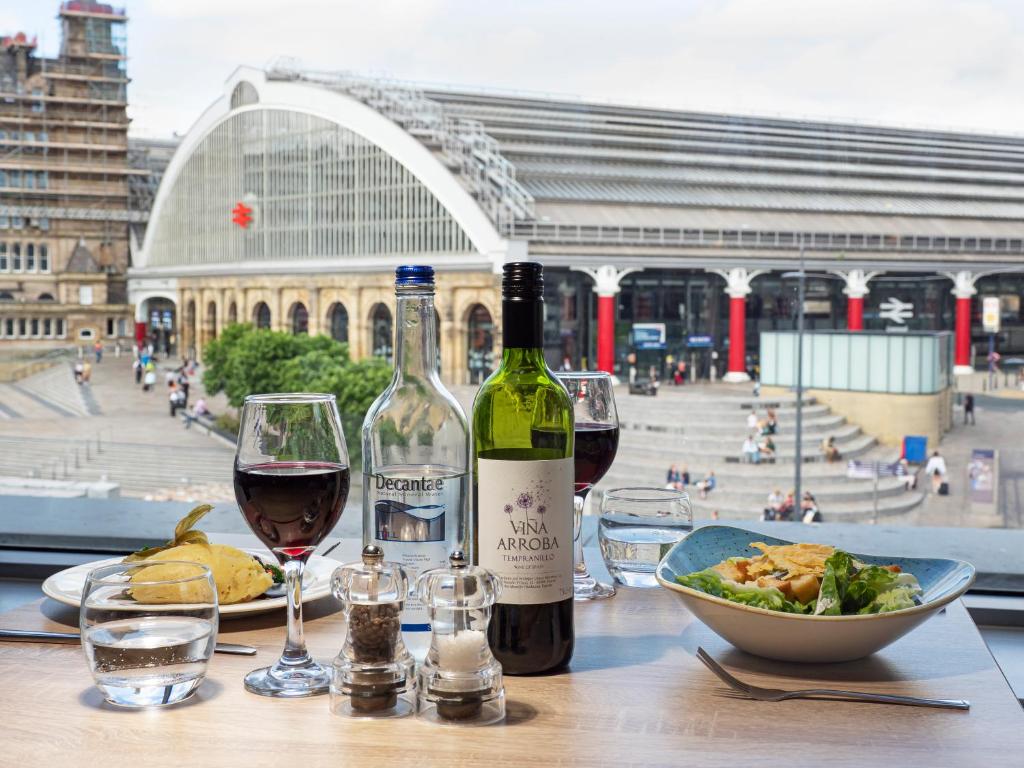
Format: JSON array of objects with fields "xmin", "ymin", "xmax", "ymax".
[{"xmin": 202, "ymin": 324, "xmax": 392, "ymax": 465}]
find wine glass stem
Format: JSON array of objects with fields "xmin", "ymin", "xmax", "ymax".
[
  {"xmin": 573, "ymin": 492, "xmax": 590, "ymax": 577},
  {"xmin": 279, "ymin": 558, "xmax": 312, "ymax": 668}
]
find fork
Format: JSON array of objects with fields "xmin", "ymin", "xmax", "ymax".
[{"xmin": 695, "ymin": 647, "xmax": 970, "ymax": 710}]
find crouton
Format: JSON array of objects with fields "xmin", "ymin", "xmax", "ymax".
[{"xmin": 788, "ymin": 573, "xmax": 820, "ymax": 604}]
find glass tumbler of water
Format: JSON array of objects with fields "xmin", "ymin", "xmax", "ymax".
[
  {"xmin": 599, "ymin": 487, "xmax": 692, "ymax": 587},
  {"xmin": 81, "ymin": 561, "xmax": 218, "ymax": 708}
]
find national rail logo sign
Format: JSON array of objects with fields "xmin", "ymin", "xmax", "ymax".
[
  {"xmin": 231, "ymin": 202, "xmax": 253, "ymax": 229},
  {"xmin": 879, "ymin": 297, "xmax": 913, "ymax": 325}
]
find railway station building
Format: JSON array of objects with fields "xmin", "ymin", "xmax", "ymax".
[{"xmin": 129, "ymin": 65, "xmax": 1024, "ymax": 383}]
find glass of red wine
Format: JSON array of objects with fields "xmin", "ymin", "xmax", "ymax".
[
  {"xmin": 233, "ymin": 393, "xmax": 350, "ymax": 697},
  {"xmin": 556, "ymin": 371, "xmax": 619, "ymax": 600}
]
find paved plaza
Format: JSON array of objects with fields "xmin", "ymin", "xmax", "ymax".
[{"xmin": 0, "ymin": 354, "xmax": 1021, "ymax": 532}]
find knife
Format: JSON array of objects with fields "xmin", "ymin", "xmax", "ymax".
[{"xmin": 0, "ymin": 628, "xmax": 258, "ymax": 656}]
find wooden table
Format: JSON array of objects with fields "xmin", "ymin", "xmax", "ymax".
[{"xmin": 1, "ymin": 538, "xmax": 1022, "ymax": 768}]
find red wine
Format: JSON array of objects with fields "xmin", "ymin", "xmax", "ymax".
[
  {"xmin": 234, "ymin": 461, "xmax": 349, "ymax": 558},
  {"xmin": 574, "ymin": 423, "xmax": 619, "ymax": 494}
]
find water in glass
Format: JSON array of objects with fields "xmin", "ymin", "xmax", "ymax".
[
  {"xmin": 599, "ymin": 487, "xmax": 692, "ymax": 587},
  {"xmin": 81, "ymin": 561, "xmax": 218, "ymax": 708}
]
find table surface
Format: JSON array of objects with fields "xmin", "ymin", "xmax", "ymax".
[{"xmin": 1, "ymin": 536, "xmax": 1022, "ymax": 768}]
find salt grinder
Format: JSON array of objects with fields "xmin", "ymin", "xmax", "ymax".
[
  {"xmin": 416, "ymin": 550, "xmax": 505, "ymax": 725},
  {"xmin": 329, "ymin": 544, "xmax": 415, "ymax": 718}
]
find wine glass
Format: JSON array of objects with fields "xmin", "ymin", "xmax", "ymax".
[
  {"xmin": 233, "ymin": 393, "xmax": 350, "ymax": 697},
  {"xmin": 556, "ymin": 371, "xmax": 619, "ymax": 600}
]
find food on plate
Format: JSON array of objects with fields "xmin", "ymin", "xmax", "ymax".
[
  {"xmin": 676, "ymin": 542, "xmax": 922, "ymax": 616},
  {"xmin": 124, "ymin": 504, "xmax": 278, "ymax": 604}
]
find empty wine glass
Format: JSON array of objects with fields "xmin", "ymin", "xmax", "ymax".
[
  {"xmin": 556, "ymin": 371, "xmax": 619, "ymax": 601},
  {"xmin": 233, "ymin": 393, "xmax": 350, "ymax": 697}
]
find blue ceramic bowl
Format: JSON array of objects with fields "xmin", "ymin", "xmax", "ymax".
[{"xmin": 656, "ymin": 525, "xmax": 975, "ymax": 662}]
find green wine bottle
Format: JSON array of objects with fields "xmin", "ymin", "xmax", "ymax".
[{"xmin": 472, "ymin": 262, "xmax": 575, "ymax": 675}]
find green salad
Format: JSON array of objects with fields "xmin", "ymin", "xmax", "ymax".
[{"xmin": 676, "ymin": 543, "xmax": 923, "ymax": 616}]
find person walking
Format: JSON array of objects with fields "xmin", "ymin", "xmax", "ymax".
[
  {"xmin": 964, "ymin": 393, "xmax": 975, "ymax": 425},
  {"xmin": 81, "ymin": 360, "xmax": 92, "ymax": 384},
  {"xmin": 925, "ymin": 450, "xmax": 948, "ymax": 494},
  {"xmin": 73, "ymin": 360, "xmax": 84, "ymax": 385},
  {"xmin": 93, "ymin": 340, "xmax": 103, "ymax": 363},
  {"xmin": 143, "ymin": 363, "xmax": 157, "ymax": 392},
  {"xmin": 132, "ymin": 357, "xmax": 142, "ymax": 385},
  {"xmin": 177, "ymin": 370, "xmax": 190, "ymax": 404}
]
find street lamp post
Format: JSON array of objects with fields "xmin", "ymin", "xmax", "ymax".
[{"xmin": 794, "ymin": 241, "xmax": 805, "ymax": 510}]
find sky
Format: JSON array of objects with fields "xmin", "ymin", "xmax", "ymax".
[{"xmin": 3, "ymin": 0, "xmax": 1024, "ymax": 139}]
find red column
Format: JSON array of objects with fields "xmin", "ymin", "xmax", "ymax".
[
  {"xmin": 727, "ymin": 295, "xmax": 746, "ymax": 376},
  {"xmin": 135, "ymin": 321, "xmax": 146, "ymax": 349},
  {"xmin": 955, "ymin": 296, "xmax": 972, "ymax": 369},
  {"xmin": 596, "ymin": 293, "xmax": 615, "ymax": 374},
  {"xmin": 847, "ymin": 297, "xmax": 864, "ymax": 331}
]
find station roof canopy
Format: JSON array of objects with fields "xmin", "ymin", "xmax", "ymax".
[{"xmin": 263, "ymin": 65, "xmax": 1024, "ymax": 269}]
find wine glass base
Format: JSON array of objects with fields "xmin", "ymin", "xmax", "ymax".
[
  {"xmin": 244, "ymin": 662, "xmax": 331, "ymax": 698},
  {"xmin": 573, "ymin": 575, "xmax": 616, "ymax": 601}
]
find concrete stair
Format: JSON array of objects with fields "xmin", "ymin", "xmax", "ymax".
[
  {"xmin": 593, "ymin": 386, "xmax": 924, "ymax": 522},
  {"xmin": 0, "ymin": 435, "xmax": 232, "ymax": 498}
]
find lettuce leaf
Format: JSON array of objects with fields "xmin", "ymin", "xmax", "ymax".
[
  {"xmin": 843, "ymin": 565, "xmax": 898, "ymax": 612},
  {"xmin": 676, "ymin": 569, "xmax": 811, "ymax": 614},
  {"xmin": 814, "ymin": 550, "xmax": 853, "ymax": 616},
  {"xmin": 858, "ymin": 585, "xmax": 920, "ymax": 614}
]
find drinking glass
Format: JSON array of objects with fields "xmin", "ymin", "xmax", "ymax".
[
  {"xmin": 556, "ymin": 371, "xmax": 619, "ymax": 600},
  {"xmin": 234, "ymin": 393, "xmax": 350, "ymax": 697},
  {"xmin": 599, "ymin": 487, "xmax": 692, "ymax": 587},
  {"xmin": 81, "ymin": 561, "xmax": 217, "ymax": 708}
]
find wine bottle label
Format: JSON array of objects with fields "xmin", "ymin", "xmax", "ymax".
[
  {"xmin": 364, "ymin": 471, "xmax": 465, "ymax": 630},
  {"xmin": 477, "ymin": 457, "xmax": 573, "ymax": 605}
]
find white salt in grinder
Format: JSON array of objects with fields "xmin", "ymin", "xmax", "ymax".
[{"xmin": 416, "ymin": 550, "xmax": 505, "ymax": 725}]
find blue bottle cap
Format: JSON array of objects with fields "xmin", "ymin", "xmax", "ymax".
[{"xmin": 396, "ymin": 265, "xmax": 435, "ymax": 287}]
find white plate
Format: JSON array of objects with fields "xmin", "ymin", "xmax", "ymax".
[{"xmin": 41, "ymin": 550, "xmax": 339, "ymax": 618}]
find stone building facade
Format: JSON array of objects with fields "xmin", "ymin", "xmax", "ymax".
[{"xmin": 174, "ymin": 270, "xmax": 500, "ymax": 385}]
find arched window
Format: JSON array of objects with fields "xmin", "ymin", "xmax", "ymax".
[
  {"xmin": 227, "ymin": 302, "xmax": 238, "ymax": 324},
  {"xmin": 370, "ymin": 303, "xmax": 393, "ymax": 362},
  {"xmin": 290, "ymin": 302, "xmax": 309, "ymax": 335},
  {"xmin": 467, "ymin": 304, "xmax": 495, "ymax": 384},
  {"xmin": 328, "ymin": 302, "xmax": 349, "ymax": 343},
  {"xmin": 230, "ymin": 81, "xmax": 259, "ymax": 109},
  {"xmin": 253, "ymin": 302, "xmax": 271, "ymax": 329},
  {"xmin": 37, "ymin": 292, "xmax": 54, "ymax": 301},
  {"xmin": 206, "ymin": 301, "xmax": 217, "ymax": 340}
]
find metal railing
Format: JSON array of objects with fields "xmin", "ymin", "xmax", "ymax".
[{"xmin": 510, "ymin": 220, "xmax": 1024, "ymax": 256}]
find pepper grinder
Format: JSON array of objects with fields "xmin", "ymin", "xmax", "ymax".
[
  {"xmin": 416, "ymin": 550, "xmax": 505, "ymax": 725},
  {"xmin": 329, "ymin": 544, "xmax": 415, "ymax": 718}
]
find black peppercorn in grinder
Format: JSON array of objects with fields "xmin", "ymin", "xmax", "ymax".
[{"xmin": 329, "ymin": 544, "xmax": 415, "ymax": 718}]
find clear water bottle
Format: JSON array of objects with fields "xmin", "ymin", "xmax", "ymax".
[{"xmin": 362, "ymin": 265, "xmax": 470, "ymax": 662}]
